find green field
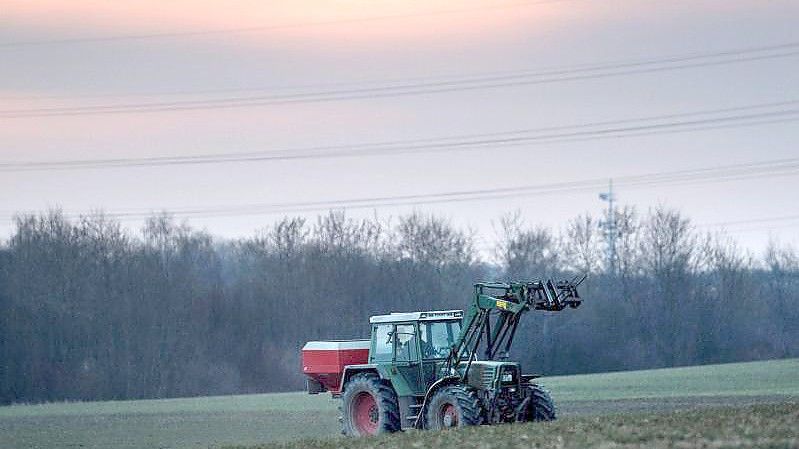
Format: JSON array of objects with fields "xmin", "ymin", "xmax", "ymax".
[
  {"xmin": 1, "ymin": 358, "xmax": 797, "ymax": 449},
  {"xmin": 543, "ymin": 357, "xmax": 799, "ymax": 401}
]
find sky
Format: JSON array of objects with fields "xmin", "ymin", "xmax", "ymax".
[{"xmin": 1, "ymin": 0, "xmax": 798, "ymax": 258}]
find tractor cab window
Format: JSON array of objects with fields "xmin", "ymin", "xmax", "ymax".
[
  {"xmin": 419, "ymin": 320, "xmax": 461, "ymax": 359},
  {"xmin": 371, "ymin": 324, "xmax": 393, "ymax": 362},
  {"xmin": 394, "ymin": 324, "xmax": 418, "ymax": 362}
]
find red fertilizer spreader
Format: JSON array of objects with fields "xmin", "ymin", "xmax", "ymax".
[{"xmin": 301, "ymin": 340, "xmax": 369, "ymax": 395}]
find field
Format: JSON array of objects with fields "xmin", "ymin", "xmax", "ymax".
[
  {"xmin": 1, "ymin": 358, "xmax": 797, "ymax": 449},
  {"xmin": 232, "ymin": 402, "xmax": 799, "ymax": 449}
]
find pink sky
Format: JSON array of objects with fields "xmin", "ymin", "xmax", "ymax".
[
  {"xmin": 4, "ymin": 0, "xmax": 573, "ymax": 43},
  {"xmin": 2, "ymin": 0, "xmax": 798, "ymax": 255}
]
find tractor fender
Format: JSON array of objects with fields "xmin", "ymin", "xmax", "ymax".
[
  {"xmin": 338, "ymin": 364, "xmax": 379, "ymax": 396},
  {"xmin": 412, "ymin": 375, "xmax": 462, "ymax": 429}
]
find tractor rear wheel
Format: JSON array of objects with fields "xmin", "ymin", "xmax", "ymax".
[
  {"xmin": 425, "ymin": 384, "xmax": 483, "ymax": 430},
  {"xmin": 524, "ymin": 384, "xmax": 556, "ymax": 421},
  {"xmin": 340, "ymin": 373, "xmax": 401, "ymax": 437}
]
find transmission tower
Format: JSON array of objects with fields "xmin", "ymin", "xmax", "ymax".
[{"xmin": 598, "ymin": 179, "xmax": 617, "ymax": 274}]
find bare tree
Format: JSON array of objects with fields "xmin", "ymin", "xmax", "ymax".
[
  {"xmin": 764, "ymin": 240, "xmax": 799, "ymax": 356},
  {"xmin": 494, "ymin": 211, "xmax": 558, "ymax": 278},
  {"xmin": 393, "ymin": 212, "xmax": 474, "ymax": 267},
  {"xmin": 561, "ymin": 213, "xmax": 601, "ymax": 275}
]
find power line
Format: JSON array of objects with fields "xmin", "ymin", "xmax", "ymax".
[
  {"xmin": 2, "ymin": 42, "xmax": 797, "ymax": 118},
  {"xmin": 4, "ymin": 49, "xmax": 797, "ymax": 117},
  {"xmin": 2, "ymin": 100, "xmax": 797, "ymax": 172},
  {"xmin": 5, "ymin": 41, "xmax": 797, "ymax": 102},
  {"xmin": 0, "ymin": 0, "xmax": 578, "ymax": 48},
  {"xmin": 4, "ymin": 157, "xmax": 799, "ymax": 222},
  {"xmin": 2, "ymin": 112, "xmax": 796, "ymax": 173}
]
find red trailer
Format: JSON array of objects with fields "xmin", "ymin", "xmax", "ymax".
[{"xmin": 302, "ymin": 340, "xmax": 369, "ymax": 394}]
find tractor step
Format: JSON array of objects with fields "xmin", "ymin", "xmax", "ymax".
[{"xmin": 408, "ymin": 402, "xmax": 423, "ymax": 421}]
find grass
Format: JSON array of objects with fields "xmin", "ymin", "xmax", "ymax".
[
  {"xmin": 0, "ymin": 394, "xmax": 342, "ymax": 449},
  {"xmin": 543, "ymin": 357, "xmax": 799, "ymax": 401},
  {"xmin": 0, "ymin": 358, "xmax": 797, "ymax": 449},
  {"xmin": 0, "ymin": 391, "xmax": 339, "ymax": 418},
  {"xmin": 227, "ymin": 402, "xmax": 799, "ymax": 449}
]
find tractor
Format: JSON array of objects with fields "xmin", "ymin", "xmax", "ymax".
[{"xmin": 301, "ymin": 276, "xmax": 585, "ymax": 436}]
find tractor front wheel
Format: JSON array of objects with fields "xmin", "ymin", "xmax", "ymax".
[
  {"xmin": 340, "ymin": 373, "xmax": 400, "ymax": 437},
  {"xmin": 523, "ymin": 384, "xmax": 557, "ymax": 422},
  {"xmin": 425, "ymin": 384, "xmax": 483, "ymax": 430}
]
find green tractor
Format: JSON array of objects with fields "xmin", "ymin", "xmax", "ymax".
[{"xmin": 301, "ymin": 276, "xmax": 585, "ymax": 436}]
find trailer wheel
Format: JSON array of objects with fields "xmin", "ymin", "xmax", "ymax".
[
  {"xmin": 425, "ymin": 384, "xmax": 483, "ymax": 430},
  {"xmin": 340, "ymin": 373, "xmax": 400, "ymax": 436},
  {"xmin": 524, "ymin": 384, "xmax": 557, "ymax": 422}
]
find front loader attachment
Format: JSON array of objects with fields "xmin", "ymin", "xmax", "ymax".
[
  {"xmin": 533, "ymin": 274, "xmax": 586, "ymax": 311},
  {"xmin": 449, "ymin": 275, "xmax": 587, "ymax": 370}
]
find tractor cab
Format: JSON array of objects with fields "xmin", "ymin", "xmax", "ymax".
[
  {"xmin": 369, "ymin": 310, "xmax": 463, "ymax": 361},
  {"xmin": 367, "ymin": 310, "xmax": 464, "ymax": 395}
]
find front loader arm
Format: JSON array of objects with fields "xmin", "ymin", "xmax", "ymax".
[{"xmin": 446, "ymin": 275, "xmax": 586, "ymax": 379}]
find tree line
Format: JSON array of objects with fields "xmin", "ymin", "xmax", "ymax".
[{"xmin": 0, "ymin": 207, "xmax": 796, "ymax": 404}]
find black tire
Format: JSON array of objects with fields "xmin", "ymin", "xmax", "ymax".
[
  {"xmin": 340, "ymin": 372, "xmax": 401, "ymax": 437},
  {"xmin": 424, "ymin": 384, "xmax": 483, "ymax": 430},
  {"xmin": 524, "ymin": 384, "xmax": 557, "ymax": 422}
]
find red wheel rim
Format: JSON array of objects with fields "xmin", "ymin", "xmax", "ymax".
[
  {"xmin": 352, "ymin": 392, "xmax": 379, "ymax": 435},
  {"xmin": 441, "ymin": 403, "xmax": 458, "ymax": 427}
]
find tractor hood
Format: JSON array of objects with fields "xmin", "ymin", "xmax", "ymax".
[{"xmin": 459, "ymin": 361, "xmax": 520, "ymax": 391}]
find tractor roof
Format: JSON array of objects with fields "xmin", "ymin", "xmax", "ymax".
[{"xmin": 369, "ymin": 310, "xmax": 463, "ymax": 324}]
